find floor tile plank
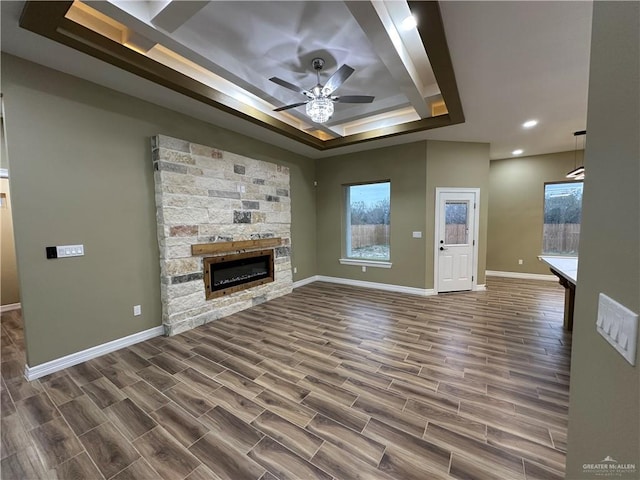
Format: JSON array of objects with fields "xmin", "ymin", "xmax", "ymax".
[
  {"xmin": 79, "ymin": 422, "xmax": 141, "ymax": 479},
  {"xmin": 29, "ymin": 417, "xmax": 84, "ymax": 469},
  {"xmin": 189, "ymin": 432, "xmax": 265, "ymax": 480},
  {"xmin": 105, "ymin": 398, "xmax": 158, "ymax": 441},
  {"xmin": 58, "ymin": 395, "xmax": 108, "ymax": 436},
  {"xmin": 150, "ymin": 402, "xmax": 209, "ymax": 448},
  {"xmin": 306, "ymin": 413, "xmax": 385, "ymax": 466},
  {"xmin": 310, "ymin": 440, "xmax": 394, "ymax": 480},
  {"xmin": 133, "ymin": 426, "xmax": 201, "ymax": 480},
  {"xmin": 200, "ymin": 405, "xmax": 264, "ymax": 453},
  {"xmin": 55, "ymin": 451, "xmax": 104, "ymax": 480},
  {"xmin": 251, "ymin": 410, "xmax": 323, "ymax": 460},
  {"xmin": 248, "ymin": 436, "xmax": 332, "ymax": 480}
]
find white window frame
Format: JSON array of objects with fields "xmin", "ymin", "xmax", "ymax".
[{"xmin": 341, "ymin": 181, "xmax": 392, "ymax": 267}]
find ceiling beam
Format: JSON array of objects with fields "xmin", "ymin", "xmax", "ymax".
[
  {"xmin": 345, "ymin": 1, "xmax": 431, "ymax": 118},
  {"xmin": 151, "ymin": 1, "xmax": 209, "ymax": 33},
  {"xmin": 408, "ymin": 1, "xmax": 464, "ymax": 124}
]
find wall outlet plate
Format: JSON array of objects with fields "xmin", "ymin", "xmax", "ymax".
[
  {"xmin": 412, "ymin": 231, "xmax": 422, "ymax": 238},
  {"xmin": 597, "ymin": 293, "xmax": 638, "ymax": 365},
  {"xmin": 133, "ymin": 305, "xmax": 142, "ymax": 316}
]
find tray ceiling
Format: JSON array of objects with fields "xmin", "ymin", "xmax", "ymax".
[{"xmin": 19, "ymin": 0, "xmax": 463, "ymax": 150}]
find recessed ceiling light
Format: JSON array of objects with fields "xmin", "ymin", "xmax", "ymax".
[
  {"xmin": 401, "ymin": 15, "xmax": 417, "ymax": 31},
  {"xmin": 512, "ymin": 149, "xmax": 524, "ymax": 155},
  {"xmin": 522, "ymin": 120, "xmax": 538, "ymax": 128}
]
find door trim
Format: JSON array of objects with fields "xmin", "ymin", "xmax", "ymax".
[{"xmin": 434, "ymin": 187, "xmax": 480, "ymax": 294}]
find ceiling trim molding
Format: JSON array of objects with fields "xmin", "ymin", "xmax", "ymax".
[
  {"xmin": 409, "ymin": 1, "xmax": 464, "ymax": 125},
  {"xmin": 19, "ymin": 1, "xmax": 464, "ymax": 151}
]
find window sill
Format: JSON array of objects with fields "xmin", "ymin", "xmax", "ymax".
[{"xmin": 339, "ymin": 258, "xmax": 392, "ymax": 269}]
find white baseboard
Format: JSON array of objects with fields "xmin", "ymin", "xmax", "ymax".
[
  {"xmin": 293, "ymin": 275, "xmax": 434, "ymax": 296},
  {"xmin": 292, "ymin": 276, "xmax": 320, "ymax": 289},
  {"xmin": 1, "ymin": 303, "xmax": 21, "ymax": 313},
  {"xmin": 486, "ymin": 270, "xmax": 557, "ymax": 281},
  {"xmin": 473, "ymin": 284, "xmax": 487, "ymax": 292},
  {"xmin": 24, "ymin": 326, "xmax": 164, "ymax": 381},
  {"xmin": 314, "ymin": 275, "xmax": 435, "ymax": 296}
]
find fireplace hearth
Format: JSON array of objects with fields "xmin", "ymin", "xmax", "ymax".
[{"xmin": 203, "ymin": 249, "xmax": 274, "ymax": 299}]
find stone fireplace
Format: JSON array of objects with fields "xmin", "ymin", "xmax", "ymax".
[{"xmin": 152, "ymin": 135, "xmax": 292, "ymax": 335}]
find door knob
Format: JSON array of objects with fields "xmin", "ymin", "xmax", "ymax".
[{"xmin": 440, "ymin": 246, "xmax": 447, "ymax": 251}]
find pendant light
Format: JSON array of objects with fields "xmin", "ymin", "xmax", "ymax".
[{"xmin": 567, "ymin": 130, "xmax": 586, "ymax": 179}]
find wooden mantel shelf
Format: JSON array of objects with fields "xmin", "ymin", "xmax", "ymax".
[{"xmin": 191, "ymin": 238, "xmax": 282, "ymax": 255}]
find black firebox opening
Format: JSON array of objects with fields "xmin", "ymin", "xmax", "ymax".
[
  {"xmin": 211, "ymin": 255, "xmax": 270, "ymax": 291},
  {"xmin": 203, "ymin": 249, "xmax": 274, "ymax": 299}
]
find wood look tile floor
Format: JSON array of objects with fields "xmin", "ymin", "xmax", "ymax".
[{"xmin": 1, "ymin": 278, "xmax": 571, "ymax": 479}]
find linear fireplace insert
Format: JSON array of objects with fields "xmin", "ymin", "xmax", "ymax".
[{"xmin": 203, "ymin": 249, "xmax": 274, "ymax": 299}]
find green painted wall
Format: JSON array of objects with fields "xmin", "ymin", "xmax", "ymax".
[
  {"xmin": 426, "ymin": 140, "xmax": 490, "ymax": 288},
  {"xmin": 2, "ymin": 54, "xmax": 316, "ymax": 366},
  {"xmin": 315, "ymin": 141, "xmax": 428, "ymax": 289},
  {"xmin": 315, "ymin": 139, "xmax": 490, "ymax": 291},
  {"xmin": 566, "ymin": 2, "xmax": 639, "ymax": 477},
  {"xmin": 487, "ymin": 151, "xmax": 581, "ymax": 275}
]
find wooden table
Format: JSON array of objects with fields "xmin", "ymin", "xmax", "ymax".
[{"xmin": 539, "ymin": 256, "xmax": 578, "ymax": 331}]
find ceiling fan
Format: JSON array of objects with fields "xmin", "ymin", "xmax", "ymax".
[{"xmin": 269, "ymin": 58, "xmax": 374, "ymax": 123}]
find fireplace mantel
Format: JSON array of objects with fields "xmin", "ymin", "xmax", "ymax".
[{"xmin": 191, "ymin": 237, "xmax": 282, "ymax": 256}]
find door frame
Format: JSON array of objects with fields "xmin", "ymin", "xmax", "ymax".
[{"xmin": 434, "ymin": 187, "xmax": 481, "ymax": 294}]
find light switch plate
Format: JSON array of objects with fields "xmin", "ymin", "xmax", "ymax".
[
  {"xmin": 412, "ymin": 231, "xmax": 422, "ymax": 238},
  {"xmin": 597, "ymin": 293, "xmax": 638, "ymax": 365},
  {"xmin": 56, "ymin": 244, "xmax": 84, "ymax": 258}
]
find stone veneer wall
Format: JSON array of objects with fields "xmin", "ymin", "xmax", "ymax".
[{"xmin": 152, "ymin": 135, "xmax": 292, "ymax": 335}]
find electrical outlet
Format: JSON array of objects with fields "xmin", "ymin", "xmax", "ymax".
[
  {"xmin": 412, "ymin": 231, "xmax": 422, "ymax": 238},
  {"xmin": 293, "ymin": 267, "xmax": 297, "ymax": 274},
  {"xmin": 518, "ymin": 259, "xmax": 523, "ymax": 265},
  {"xmin": 362, "ymin": 266, "xmax": 367, "ymax": 272},
  {"xmin": 133, "ymin": 305, "xmax": 142, "ymax": 316}
]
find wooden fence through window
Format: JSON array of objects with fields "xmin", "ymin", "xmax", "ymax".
[
  {"xmin": 444, "ymin": 224, "xmax": 468, "ymax": 244},
  {"xmin": 351, "ymin": 224, "xmax": 580, "ymax": 253},
  {"xmin": 543, "ymin": 223, "xmax": 581, "ymax": 254},
  {"xmin": 350, "ymin": 225, "xmax": 390, "ymax": 248}
]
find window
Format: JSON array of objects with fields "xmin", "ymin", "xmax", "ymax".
[
  {"xmin": 445, "ymin": 201, "xmax": 469, "ymax": 244},
  {"xmin": 345, "ymin": 181, "xmax": 390, "ymax": 261},
  {"xmin": 543, "ymin": 181, "xmax": 583, "ymax": 255}
]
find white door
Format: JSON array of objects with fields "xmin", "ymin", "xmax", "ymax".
[{"xmin": 436, "ymin": 190, "xmax": 478, "ymax": 293}]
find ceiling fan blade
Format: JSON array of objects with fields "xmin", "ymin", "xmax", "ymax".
[
  {"xmin": 323, "ymin": 64, "xmax": 355, "ymax": 95},
  {"xmin": 336, "ymin": 95, "xmax": 375, "ymax": 103},
  {"xmin": 269, "ymin": 76, "xmax": 309, "ymax": 96},
  {"xmin": 273, "ymin": 102, "xmax": 308, "ymax": 112}
]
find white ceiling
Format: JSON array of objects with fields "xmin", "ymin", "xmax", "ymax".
[{"xmin": 0, "ymin": 1, "xmax": 592, "ymax": 160}]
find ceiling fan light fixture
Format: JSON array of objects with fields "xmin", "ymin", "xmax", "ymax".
[{"xmin": 306, "ymin": 97, "xmax": 334, "ymax": 123}]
